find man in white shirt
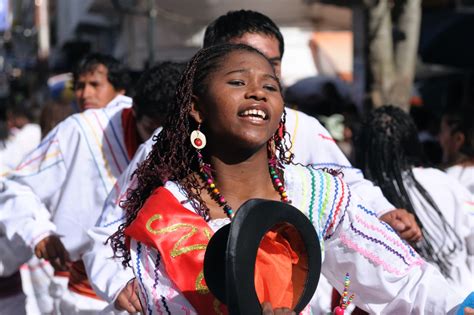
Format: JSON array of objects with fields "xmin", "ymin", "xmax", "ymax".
[
  {"xmin": 0, "ymin": 61, "xmax": 184, "ymax": 314},
  {"xmin": 0, "ymin": 52, "xmax": 131, "ymax": 315}
]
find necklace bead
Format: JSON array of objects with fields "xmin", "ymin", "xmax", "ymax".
[{"xmin": 199, "ymin": 163, "xmax": 290, "ymax": 220}]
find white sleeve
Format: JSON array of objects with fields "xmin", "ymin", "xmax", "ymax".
[
  {"xmin": 130, "ymin": 239, "xmax": 198, "ymax": 315},
  {"xmin": 314, "ymin": 172, "xmax": 465, "ymax": 314},
  {"xmin": 95, "ymin": 135, "xmax": 154, "ymax": 228},
  {"xmin": 0, "ymin": 121, "xmax": 85, "ymax": 260},
  {"xmin": 456, "ymin": 186, "xmax": 474, "ymax": 273},
  {"xmin": 286, "ymin": 108, "xmax": 395, "ymax": 216},
  {"xmin": 83, "ymin": 225, "xmax": 135, "ymax": 303},
  {"xmin": 83, "ymin": 139, "xmax": 153, "ymax": 303},
  {"xmin": 437, "ymin": 172, "xmax": 474, "ymax": 288},
  {"xmin": 83, "ymin": 178, "xmax": 137, "ymax": 303},
  {"xmin": 0, "ymin": 175, "xmax": 57, "ymax": 252}
]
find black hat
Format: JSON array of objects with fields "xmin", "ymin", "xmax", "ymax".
[{"xmin": 204, "ymin": 199, "xmax": 322, "ymax": 315}]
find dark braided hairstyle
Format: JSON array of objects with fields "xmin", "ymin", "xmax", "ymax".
[
  {"xmin": 110, "ymin": 43, "xmax": 294, "ymax": 267},
  {"xmin": 355, "ymin": 105, "xmax": 462, "ymax": 278}
]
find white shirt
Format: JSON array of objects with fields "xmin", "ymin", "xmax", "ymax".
[
  {"xmin": 0, "ymin": 95, "xmax": 133, "ymax": 275},
  {"xmin": 409, "ymin": 167, "xmax": 474, "ymax": 292},
  {"xmin": 0, "ymin": 123, "xmax": 41, "ymax": 175},
  {"xmin": 446, "ymin": 164, "xmax": 474, "ymax": 195}
]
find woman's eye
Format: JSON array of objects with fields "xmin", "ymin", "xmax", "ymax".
[
  {"xmin": 264, "ymin": 84, "xmax": 278, "ymax": 92},
  {"xmin": 228, "ymin": 80, "xmax": 245, "ymax": 86}
]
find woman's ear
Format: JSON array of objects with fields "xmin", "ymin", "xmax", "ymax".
[
  {"xmin": 454, "ymin": 131, "xmax": 465, "ymax": 151},
  {"xmin": 189, "ymin": 95, "xmax": 204, "ymax": 124}
]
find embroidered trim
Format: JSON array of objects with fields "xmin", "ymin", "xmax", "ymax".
[
  {"xmin": 318, "ymin": 133, "xmax": 336, "ymax": 142},
  {"xmin": 348, "ymin": 223, "xmax": 424, "ymax": 267},
  {"xmin": 323, "ymin": 174, "xmax": 339, "ymax": 236},
  {"xmin": 353, "ymin": 214, "xmax": 421, "ymax": 262},
  {"xmin": 308, "ymin": 167, "xmax": 317, "ymax": 223},
  {"xmin": 135, "ymin": 242, "xmax": 153, "ymax": 315},
  {"xmin": 320, "ymin": 172, "xmax": 331, "ymax": 230},
  {"xmin": 356, "ymin": 204, "xmax": 377, "ymax": 217},
  {"xmin": 325, "ymin": 176, "xmax": 346, "ymax": 236},
  {"xmin": 92, "ymin": 111, "xmax": 125, "ymax": 175},
  {"xmin": 103, "ymin": 109, "xmax": 130, "ymax": 164},
  {"xmin": 339, "ymin": 231, "xmax": 424, "ymax": 276}
]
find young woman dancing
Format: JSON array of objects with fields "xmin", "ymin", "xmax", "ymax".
[{"xmin": 110, "ymin": 44, "xmax": 471, "ymax": 314}]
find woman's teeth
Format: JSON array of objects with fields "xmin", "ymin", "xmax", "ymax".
[{"xmin": 240, "ymin": 109, "xmax": 267, "ymax": 120}]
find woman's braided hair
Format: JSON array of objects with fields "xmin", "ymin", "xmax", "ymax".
[
  {"xmin": 356, "ymin": 105, "xmax": 462, "ymax": 278},
  {"xmin": 109, "ymin": 43, "xmax": 293, "ymax": 267}
]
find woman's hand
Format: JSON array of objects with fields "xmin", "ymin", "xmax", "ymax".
[
  {"xmin": 261, "ymin": 302, "xmax": 296, "ymax": 315},
  {"xmin": 114, "ymin": 278, "xmax": 143, "ymax": 313},
  {"xmin": 380, "ymin": 208, "xmax": 422, "ymax": 242}
]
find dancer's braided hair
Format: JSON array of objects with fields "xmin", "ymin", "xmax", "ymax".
[{"xmin": 356, "ymin": 105, "xmax": 462, "ymax": 278}]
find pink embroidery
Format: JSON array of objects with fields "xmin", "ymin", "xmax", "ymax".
[
  {"xmin": 466, "ymin": 201, "xmax": 474, "ymax": 212},
  {"xmin": 354, "ymin": 214, "xmax": 422, "ymax": 264},
  {"xmin": 339, "ymin": 231, "xmax": 424, "ymax": 276},
  {"xmin": 318, "ymin": 133, "xmax": 336, "ymax": 143}
]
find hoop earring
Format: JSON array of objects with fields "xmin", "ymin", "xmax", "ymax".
[{"xmin": 190, "ymin": 124, "xmax": 207, "ymax": 149}]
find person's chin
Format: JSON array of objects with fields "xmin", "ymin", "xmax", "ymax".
[{"xmin": 81, "ymin": 103, "xmax": 98, "ymax": 111}]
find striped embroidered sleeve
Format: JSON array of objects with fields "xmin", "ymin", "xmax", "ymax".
[
  {"xmin": 309, "ymin": 168, "xmax": 464, "ymax": 314},
  {"xmin": 288, "ymin": 109, "xmax": 394, "ymax": 217},
  {"xmin": 0, "ymin": 122, "xmax": 74, "ymax": 250},
  {"xmin": 6, "ymin": 124, "xmax": 69, "ymax": 209}
]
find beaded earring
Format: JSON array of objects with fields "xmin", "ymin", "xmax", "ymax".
[{"xmin": 190, "ymin": 124, "xmax": 206, "ymax": 149}]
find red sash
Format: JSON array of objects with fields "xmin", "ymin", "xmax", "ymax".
[
  {"xmin": 125, "ymin": 187, "xmax": 227, "ymax": 314},
  {"xmin": 125, "ymin": 187, "xmax": 304, "ymax": 313},
  {"xmin": 68, "ymin": 260, "xmax": 102, "ymax": 300}
]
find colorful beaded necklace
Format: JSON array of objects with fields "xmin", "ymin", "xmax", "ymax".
[{"xmin": 197, "ymin": 151, "xmax": 290, "ymax": 219}]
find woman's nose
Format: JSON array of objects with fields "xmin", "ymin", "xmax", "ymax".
[{"xmin": 245, "ymin": 84, "xmax": 267, "ymax": 101}]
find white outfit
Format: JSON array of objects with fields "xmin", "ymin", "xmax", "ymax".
[
  {"xmin": 408, "ymin": 167, "xmax": 474, "ymax": 292},
  {"xmin": 83, "ymin": 109, "xmax": 395, "ymax": 311},
  {"xmin": 129, "ymin": 165, "xmax": 466, "ymax": 314},
  {"xmin": 0, "ymin": 123, "xmax": 41, "ymax": 176},
  {"xmin": 0, "ymin": 123, "xmax": 42, "ymax": 315},
  {"xmin": 84, "ymin": 135, "xmax": 156, "ymax": 305},
  {"xmin": 0, "ymin": 95, "xmax": 133, "ymax": 314},
  {"xmin": 446, "ymin": 164, "xmax": 474, "ymax": 195}
]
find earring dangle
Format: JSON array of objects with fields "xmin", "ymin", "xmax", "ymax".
[{"xmin": 190, "ymin": 125, "xmax": 206, "ymax": 150}]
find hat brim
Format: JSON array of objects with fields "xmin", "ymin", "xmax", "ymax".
[{"xmin": 204, "ymin": 198, "xmax": 321, "ymax": 314}]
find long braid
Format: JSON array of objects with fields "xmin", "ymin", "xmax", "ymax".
[
  {"xmin": 109, "ymin": 43, "xmax": 291, "ymax": 267},
  {"xmin": 355, "ymin": 105, "xmax": 462, "ymax": 278}
]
